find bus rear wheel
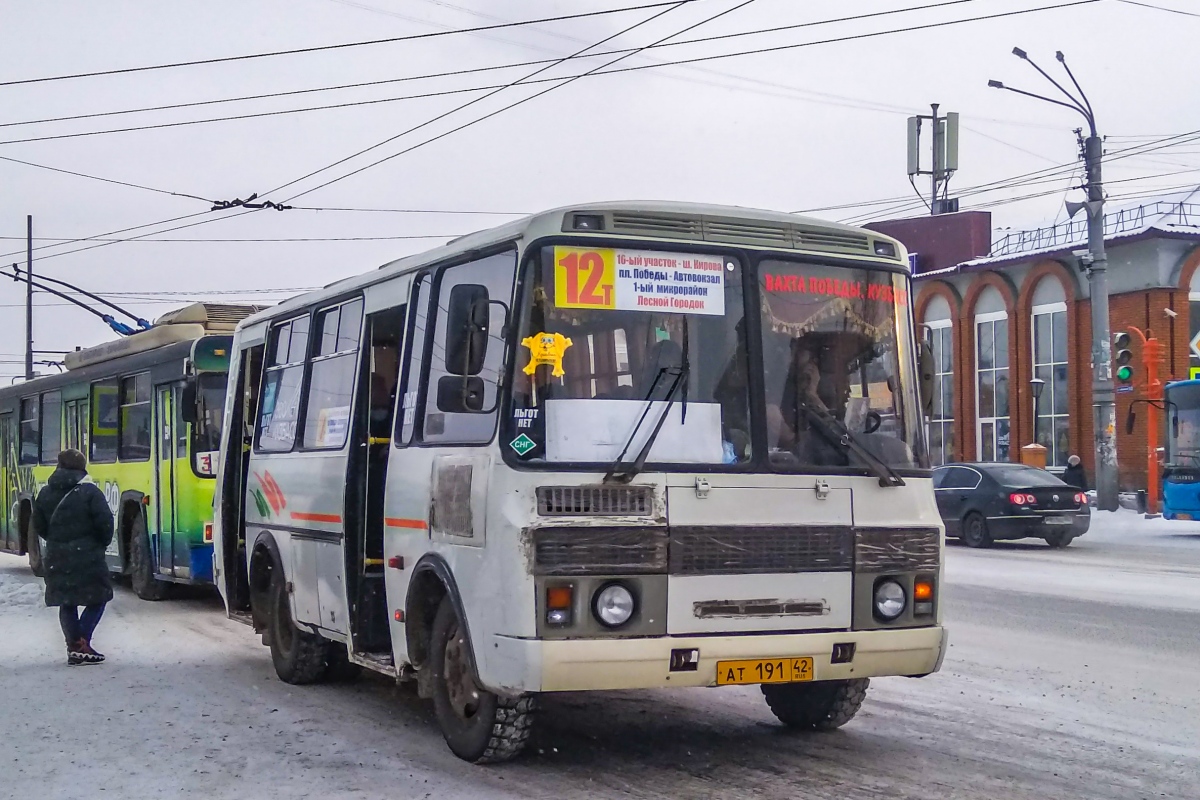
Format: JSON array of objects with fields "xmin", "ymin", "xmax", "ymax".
[
  {"xmin": 129, "ymin": 515, "xmax": 169, "ymax": 601},
  {"xmin": 268, "ymin": 573, "xmax": 329, "ymax": 685},
  {"xmin": 762, "ymin": 678, "xmax": 870, "ymax": 730},
  {"xmin": 430, "ymin": 597, "xmax": 534, "ymax": 764}
]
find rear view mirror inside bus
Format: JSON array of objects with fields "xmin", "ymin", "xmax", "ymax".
[
  {"xmin": 437, "ymin": 375, "xmax": 485, "ymax": 413},
  {"xmin": 446, "ymin": 283, "xmax": 491, "ymax": 376}
]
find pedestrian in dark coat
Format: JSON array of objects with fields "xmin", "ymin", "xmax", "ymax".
[
  {"xmin": 1062, "ymin": 454, "xmax": 1089, "ymax": 493},
  {"xmin": 34, "ymin": 449, "xmax": 114, "ymax": 665}
]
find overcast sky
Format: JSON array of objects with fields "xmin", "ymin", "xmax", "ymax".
[{"xmin": 1, "ymin": 0, "xmax": 1197, "ymax": 371}]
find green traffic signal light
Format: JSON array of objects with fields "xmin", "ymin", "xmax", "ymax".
[{"xmin": 1116, "ymin": 365, "xmax": 1134, "ymax": 383}]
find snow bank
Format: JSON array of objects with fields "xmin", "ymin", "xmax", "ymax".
[{"xmin": 0, "ymin": 565, "xmax": 43, "ymax": 609}]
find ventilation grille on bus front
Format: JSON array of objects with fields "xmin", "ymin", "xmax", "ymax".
[
  {"xmin": 602, "ymin": 212, "xmax": 872, "ymax": 255},
  {"xmin": 536, "ymin": 485, "xmax": 655, "ymax": 516}
]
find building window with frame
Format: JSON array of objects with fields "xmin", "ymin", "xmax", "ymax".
[
  {"xmin": 18, "ymin": 398, "xmax": 39, "ymax": 465},
  {"xmin": 927, "ymin": 321, "xmax": 954, "ymax": 466},
  {"xmin": 976, "ymin": 311, "xmax": 1010, "ymax": 461},
  {"xmin": 257, "ymin": 314, "xmax": 310, "ymax": 452},
  {"xmin": 118, "ymin": 373, "xmax": 151, "ymax": 461},
  {"xmin": 39, "ymin": 392, "xmax": 62, "ymax": 464},
  {"xmin": 1032, "ymin": 302, "xmax": 1069, "ymax": 468}
]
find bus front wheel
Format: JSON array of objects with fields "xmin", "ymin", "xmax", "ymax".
[
  {"xmin": 429, "ymin": 597, "xmax": 535, "ymax": 763},
  {"xmin": 268, "ymin": 573, "xmax": 329, "ymax": 685},
  {"xmin": 762, "ymin": 678, "xmax": 870, "ymax": 730}
]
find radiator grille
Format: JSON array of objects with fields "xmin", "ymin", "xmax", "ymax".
[
  {"xmin": 532, "ymin": 527, "xmax": 668, "ymax": 575},
  {"xmin": 795, "ymin": 227, "xmax": 872, "ymax": 252},
  {"xmin": 536, "ymin": 485, "xmax": 654, "ymax": 516},
  {"xmin": 669, "ymin": 526, "xmax": 853, "ymax": 575},
  {"xmin": 854, "ymin": 527, "xmax": 941, "ymax": 572},
  {"xmin": 611, "ymin": 212, "xmax": 703, "ymax": 239}
]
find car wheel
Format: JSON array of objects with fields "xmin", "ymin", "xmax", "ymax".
[
  {"xmin": 961, "ymin": 512, "xmax": 992, "ymax": 548},
  {"xmin": 1045, "ymin": 531, "xmax": 1074, "ymax": 548}
]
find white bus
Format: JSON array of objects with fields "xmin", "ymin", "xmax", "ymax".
[{"xmin": 213, "ymin": 202, "xmax": 947, "ymax": 763}]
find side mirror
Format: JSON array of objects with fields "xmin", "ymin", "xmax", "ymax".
[
  {"xmin": 1172, "ymin": 414, "xmax": 1179, "ymax": 439},
  {"xmin": 1126, "ymin": 408, "xmax": 1136, "ymax": 436},
  {"xmin": 180, "ymin": 378, "xmax": 198, "ymax": 425},
  {"xmin": 446, "ymin": 284, "xmax": 490, "ymax": 376},
  {"xmin": 436, "ymin": 375, "xmax": 485, "ymax": 413},
  {"xmin": 917, "ymin": 339, "xmax": 935, "ymax": 418}
]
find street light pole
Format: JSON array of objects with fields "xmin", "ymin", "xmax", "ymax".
[
  {"xmin": 1030, "ymin": 377, "xmax": 1046, "ymax": 449},
  {"xmin": 989, "ymin": 48, "xmax": 1118, "ymax": 511}
]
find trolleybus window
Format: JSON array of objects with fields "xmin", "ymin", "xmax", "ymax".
[
  {"xmin": 18, "ymin": 398, "xmax": 38, "ymax": 465},
  {"xmin": 758, "ymin": 260, "xmax": 919, "ymax": 470},
  {"xmin": 192, "ymin": 373, "xmax": 227, "ymax": 471},
  {"xmin": 507, "ymin": 245, "xmax": 749, "ymax": 466},
  {"xmin": 39, "ymin": 391, "xmax": 61, "ymax": 465},
  {"xmin": 90, "ymin": 379, "xmax": 119, "ymax": 463},
  {"xmin": 64, "ymin": 397, "xmax": 87, "ymax": 453},
  {"xmin": 258, "ymin": 315, "xmax": 310, "ymax": 452},
  {"xmin": 421, "ymin": 251, "xmax": 516, "ymax": 445},
  {"xmin": 119, "ymin": 373, "xmax": 151, "ymax": 462},
  {"xmin": 303, "ymin": 298, "xmax": 363, "ymax": 450}
]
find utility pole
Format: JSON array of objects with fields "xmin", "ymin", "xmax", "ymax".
[
  {"xmin": 907, "ymin": 104, "xmax": 960, "ymax": 215},
  {"xmin": 25, "ymin": 215, "xmax": 33, "ymax": 381},
  {"xmin": 990, "ymin": 48, "xmax": 1118, "ymax": 511}
]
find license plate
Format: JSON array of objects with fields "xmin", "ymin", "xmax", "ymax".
[
  {"xmin": 716, "ymin": 657, "xmax": 814, "ymax": 686},
  {"xmin": 1177, "ymin": 513, "xmax": 1193, "ymax": 520},
  {"xmin": 1045, "ymin": 516, "xmax": 1073, "ymax": 525}
]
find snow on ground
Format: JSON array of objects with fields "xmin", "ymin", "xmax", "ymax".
[{"xmin": 1, "ymin": 517, "xmax": 1198, "ymax": 799}]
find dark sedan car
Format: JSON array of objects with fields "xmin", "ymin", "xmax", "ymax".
[{"xmin": 933, "ymin": 462, "xmax": 1091, "ymax": 548}]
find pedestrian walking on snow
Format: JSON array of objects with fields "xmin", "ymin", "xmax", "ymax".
[
  {"xmin": 1063, "ymin": 454, "xmax": 1089, "ymax": 493},
  {"xmin": 34, "ymin": 449, "xmax": 115, "ymax": 666}
]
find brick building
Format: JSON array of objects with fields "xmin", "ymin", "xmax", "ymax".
[{"xmin": 867, "ymin": 197, "xmax": 1200, "ymax": 491}]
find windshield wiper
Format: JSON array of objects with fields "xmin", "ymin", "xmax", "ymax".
[
  {"xmin": 604, "ymin": 331, "xmax": 690, "ymax": 484},
  {"xmin": 800, "ymin": 406, "xmax": 905, "ymax": 487}
]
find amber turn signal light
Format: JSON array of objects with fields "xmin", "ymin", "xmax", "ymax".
[
  {"xmin": 546, "ymin": 585, "xmax": 573, "ymax": 626},
  {"xmin": 914, "ymin": 579, "xmax": 934, "ymax": 602}
]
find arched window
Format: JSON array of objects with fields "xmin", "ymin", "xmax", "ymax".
[
  {"xmin": 924, "ymin": 295, "xmax": 954, "ymax": 465},
  {"xmin": 1030, "ymin": 278, "xmax": 1069, "ymax": 467},
  {"xmin": 974, "ymin": 286, "xmax": 1010, "ymax": 461}
]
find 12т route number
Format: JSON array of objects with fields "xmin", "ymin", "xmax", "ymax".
[{"xmin": 554, "ymin": 246, "xmax": 615, "ymax": 309}]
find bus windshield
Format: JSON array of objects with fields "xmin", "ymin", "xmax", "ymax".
[
  {"xmin": 507, "ymin": 245, "xmax": 750, "ymax": 466},
  {"xmin": 758, "ymin": 260, "xmax": 918, "ymax": 470},
  {"xmin": 1167, "ymin": 383, "xmax": 1200, "ymax": 464},
  {"xmin": 193, "ymin": 372, "xmax": 227, "ymax": 474},
  {"xmin": 505, "ymin": 245, "xmax": 921, "ymax": 472}
]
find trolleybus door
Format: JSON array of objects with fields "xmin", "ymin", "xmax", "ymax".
[
  {"xmin": 0, "ymin": 412, "xmax": 13, "ymax": 552},
  {"xmin": 155, "ymin": 385, "xmax": 179, "ymax": 576}
]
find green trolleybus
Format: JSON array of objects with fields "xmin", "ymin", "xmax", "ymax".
[
  {"xmin": 0, "ymin": 303, "xmax": 261, "ymax": 599},
  {"xmin": 214, "ymin": 202, "xmax": 947, "ymax": 762}
]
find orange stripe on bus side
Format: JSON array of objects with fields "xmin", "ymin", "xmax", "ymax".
[
  {"xmin": 384, "ymin": 517, "xmax": 428, "ymax": 530},
  {"xmin": 289, "ymin": 511, "xmax": 342, "ymax": 524}
]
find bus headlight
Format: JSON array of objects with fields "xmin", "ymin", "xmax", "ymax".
[
  {"xmin": 873, "ymin": 579, "xmax": 906, "ymax": 621},
  {"xmin": 593, "ymin": 583, "xmax": 635, "ymax": 628}
]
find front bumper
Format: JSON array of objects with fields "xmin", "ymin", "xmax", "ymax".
[{"xmin": 492, "ymin": 625, "xmax": 946, "ymax": 693}]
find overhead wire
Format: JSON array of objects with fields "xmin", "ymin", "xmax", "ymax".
[
  {"xmin": 0, "ymin": 1, "xmax": 1102, "ymax": 149},
  {"xmin": 0, "ymin": 154, "xmax": 211, "ymax": 201},
  {"xmin": 0, "ymin": 1, "xmax": 697, "ymax": 88}
]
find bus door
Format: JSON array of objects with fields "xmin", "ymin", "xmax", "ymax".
[
  {"xmin": 346, "ymin": 304, "xmax": 405, "ymax": 656},
  {"xmin": 155, "ymin": 385, "xmax": 179, "ymax": 576},
  {"xmin": 0, "ymin": 412, "xmax": 13, "ymax": 552}
]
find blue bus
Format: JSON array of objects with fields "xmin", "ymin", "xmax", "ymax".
[{"xmin": 1161, "ymin": 378, "xmax": 1200, "ymax": 519}]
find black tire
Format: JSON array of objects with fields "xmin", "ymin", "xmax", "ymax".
[
  {"xmin": 961, "ymin": 512, "xmax": 993, "ymax": 548},
  {"xmin": 268, "ymin": 572, "xmax": 330, "ymax": 685},
  {"xmin": 430, "ymin": 597, "xmax": 535, "ymax": 763},
  {"xmin": 762, "ymin": 678, "xmax": 870, "ymax": 730},
  {"xmin": 1045, "ymin": 531, "xmax": 1074, "ymax": 548},
  {"xmin": 129, "ymin": 514, "xmax": 169, "ymax": 601}
]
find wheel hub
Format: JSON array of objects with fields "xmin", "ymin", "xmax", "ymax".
[{"xmin": 443, "ymin": 621, "xmax": 480, "ymax": 720}]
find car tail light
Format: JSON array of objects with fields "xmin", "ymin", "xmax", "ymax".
[
  {"xmin": 1075, "ymin": 492, "xmax": 1087, "ymax": 505},
  {"xmin": 1009, "ymin": 492, "xmax": 1037, "ymax": 505}
]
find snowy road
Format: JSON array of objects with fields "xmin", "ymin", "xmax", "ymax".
[{"xmin": 2, "ymin": 510, "xmax": 1198, "ymax": 800}]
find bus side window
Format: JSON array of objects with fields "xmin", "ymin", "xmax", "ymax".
[
  {"xmin": 421, "ymin": 251, "xmax": 516, "ymax": 445},
  {"xmin": 397, "ymin": 274, "xmax": 432, "ymax": 446}
]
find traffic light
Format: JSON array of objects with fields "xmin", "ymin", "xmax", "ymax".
[{"xmin": 1113, "ymin": 331, "xmax": 1134, "ymax": 385}]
